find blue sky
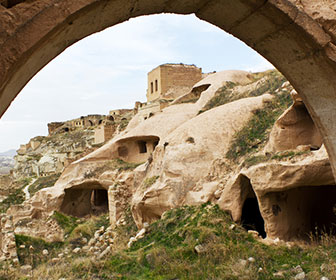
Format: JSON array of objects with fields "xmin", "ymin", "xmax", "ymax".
[{"xmin": 0, "ymin": 14, "xmax": 273, "ymax": 152}]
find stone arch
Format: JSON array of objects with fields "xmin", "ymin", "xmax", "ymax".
[{"xmin": 1, "ymin": 0, "xmax": 336, "ymax": 175}]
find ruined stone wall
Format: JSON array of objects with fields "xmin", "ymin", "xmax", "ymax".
[
  {"xmin": 94, "ymin": 124, "xmax": 115, "ymax": 145},
  {"xmin": 160, "ymin": 64, "xmax": 202, "ymax": 100},
  {"xmin": 146, "ymin": 64, "xmax": 202, "ymax": 102},
  {"xmin": 0, "ymin": 214, "xmax": 18, "ymax": 264},
  {"xmin": 48, "ymin": 115, "xmax": 106, "ymax": 135},
  {"xmin": 109, "ymin": 109, "xmax": 133, "ymax": 116},
  {"xmin": 47, "ymin": 122, "xmax": 64, "ymax": 135}
]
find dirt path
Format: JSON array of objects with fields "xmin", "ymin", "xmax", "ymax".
[{"xmin": 23, "ymin": 178, "xmax": 37, "ymax": 200}]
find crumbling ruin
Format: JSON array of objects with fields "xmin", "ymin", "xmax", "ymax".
[
  {"xmin": 146, "ymin": 64, "xmax": 202, "ymax": 102},
  {"xmin": 48, "ymin": 115, "xmax": 107, "ymax": 136}
]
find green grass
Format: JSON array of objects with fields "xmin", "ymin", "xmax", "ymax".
[
  {"xmin": 4, "ymin": 204, "xmax": 336, "ymax": 279},
  {"xmin": 200, "ymin": 81, "xmax": 237, "ymax": 113},
  {"xmin": 28, "ymin": 173, "xmax": 61, "ymax": 196},
  {"xmin": 247, "ymin": 70, "xmax": 286, "ymax": 97},
  {"xmin": 13, "ymin": 212, "xmax": 111, "ymax": 269},
  {"xmin": 226, "ymin": 92, "xmax": 292, "ymax": 161},
  {"xmin": 52, "ymin": 211, "xmax": 79, "ymax": 236},
  {"xmin": 0, "ymin": 177, "xmax": 31, "ymax": 213},
  {"xmin": 119, "ymin": 118, "xmax": 130, "ymax": 131},
  {"xmin": 200, "ymin": 70, "xmax": 286, "ymax": 114},
  {"xmin": 243, "ymin": 150, "xmax": 310, "ymax": 168},
  {"xmin": 143, "ymin": 176, "xmax": 159, "ymax": 188},
  {"xmin": 15, "ymin": 234, "xmax": 63, "ymax": 267},
  {"xmin": 83, "ymin": 159, "xmax": 142, "ymax": 179},
  {"xmin": 69, "ymin": 205, "xmax": 336, "ymax": 279}
]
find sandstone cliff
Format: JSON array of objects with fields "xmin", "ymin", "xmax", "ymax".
[{"xmin": 1, "ymin": 68, "xmax": 331, "ymax": 269}]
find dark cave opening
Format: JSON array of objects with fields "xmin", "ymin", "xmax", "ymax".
[
  {"xmin": 237, "ymin": 175, "xmax": 266, "ymax": 238},
  {"xmin": 265, "ymin": 185, "xmax": 336, "ymax": 240},
  {"xmin": 91, "ymin": 189, "xmax": 109, "ymax": 214},
  {"xmin": 241, "ymin": 197, "xmax": 266, "ymax": 238},
  {"xmin": 60, "ymin": 187, "xmax": 109, "ymax": 217}
]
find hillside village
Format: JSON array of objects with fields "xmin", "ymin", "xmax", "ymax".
[{"xmin": 0, "ymin": 63, "xmax": 336, "ymax": 279}]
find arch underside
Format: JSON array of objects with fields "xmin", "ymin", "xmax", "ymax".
[{"xmin": 1, "ymin": 0, "xmax": 336, "ymax": 175}]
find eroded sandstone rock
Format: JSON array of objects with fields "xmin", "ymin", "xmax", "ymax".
[
  {"xmin": 266, "ymin": 91, "xmax": 322, "ymax": 153},
  {"xmin": 219, "ymin": 146, "xmax": 336, "ymax": 241},
  {"xmin": 131, "ymin": 93, "xmax": 274, "ymax": 227}
]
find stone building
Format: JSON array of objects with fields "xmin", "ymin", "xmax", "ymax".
[
  {"xmin": 48, "ymin": 115, "xmax": 106, "ymax": 135},
  {"xmin": 146, "ymin": 63, "xmax": 202, "ymax": 102},
  {"xmin": 109, "ymin": 109, "xmax": 133, "ymax": 117},
  {"xmin": 94, "ymin": 123, "xmax": 115, "ymax": 145}
]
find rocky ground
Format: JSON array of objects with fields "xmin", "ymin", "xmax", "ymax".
[
  {"xmin": 12, "ymin": 130, "xmax": 96, "ymax": 179},
  {"xmin": 1, "ymin": 205, "xmax": 336, "ymax": 279}
]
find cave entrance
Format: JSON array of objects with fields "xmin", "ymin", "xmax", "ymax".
[
  {"xmin": 239, "ymin": 176, "xmax": 266, "ymax": 238},
  {"xmin": 60, "ymin": 186, "xmax": 109, "ymax": 217},
  {"xmin": 91, "ymin": 189, "xmax": 108, "ymax": 215},
  {"xmin": 241, "ymin": 197, "xmax": 266, "ymax": 238},
  {"xmin": 267, "ymin": 185, "xmax": 336, "ymax": 240}
]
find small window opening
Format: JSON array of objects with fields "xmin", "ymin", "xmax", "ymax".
[
  {"xmin": 138, "ymin": 141, "xmax": 147, "ymax": 153},
  {"xmin": 151, "ymin": 82, "xmax": 154, "ymax": 94},
  {"xmin": 155, "ymin": 80, "xmax": 158, "ymax": 91}
]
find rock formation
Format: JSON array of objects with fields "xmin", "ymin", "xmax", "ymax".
[
  {"xmin": 0, "ymin": 150, "xmax": 15, "ymax": 175},
  {"xmin": 1, "ymin": 67, "xmax": 334, "ymax": 264}
]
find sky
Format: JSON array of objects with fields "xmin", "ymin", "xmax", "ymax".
[{"xmin": 0, "ymin": 13, "xmax": 273, "ymax": 152}]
